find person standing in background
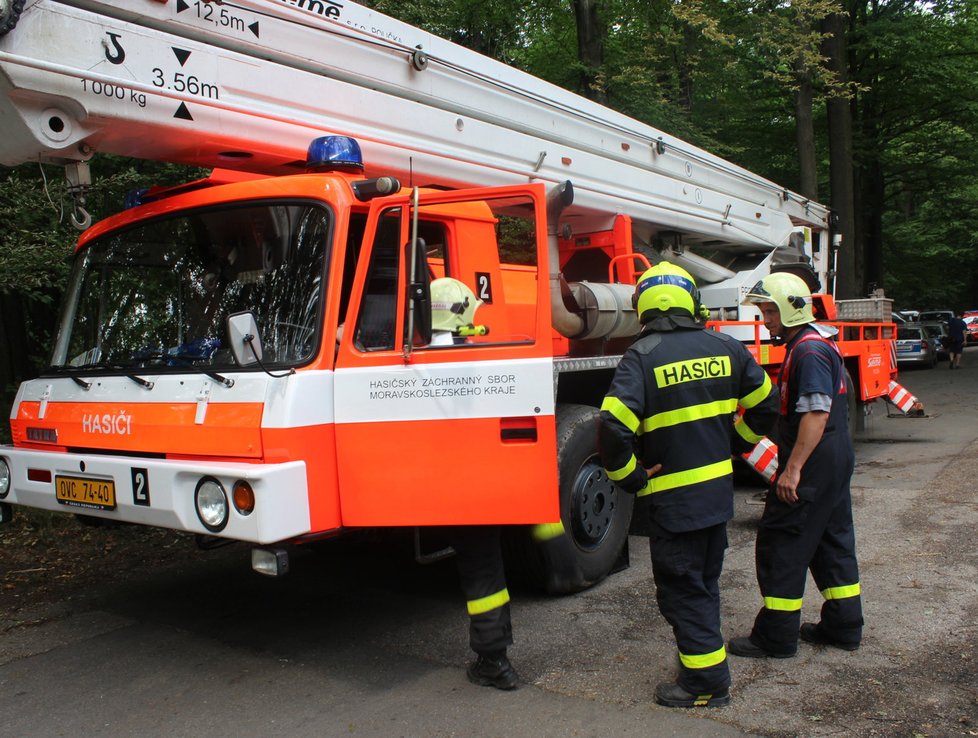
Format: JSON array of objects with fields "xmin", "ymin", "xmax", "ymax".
[{"xmin": 948, "ymin": 311, "xmax": 966, "ymax": 369}]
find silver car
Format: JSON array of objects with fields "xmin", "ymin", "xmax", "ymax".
[
  {"xmin": 896, "ymin": 323, "xmax": 937, "ymax": 368},
  {"xmin": 921, "ymin": 321, "xmax": 949, "ymax": 360}
]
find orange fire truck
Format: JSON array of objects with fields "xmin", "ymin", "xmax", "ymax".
[{"xmin": 0, "ymin": 0, "xmax": 913, "ymax": 591}]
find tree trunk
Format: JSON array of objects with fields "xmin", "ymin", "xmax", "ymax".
[
  {"xmin": 821, "ymin": 9, "xmax": 857, "ymax": 298},
  {"xmin": 862, "ymin": 159, "xmax": 885, "ymax": 295},
  {"xmin": 0, "ymin": 293, "xmax": 31, "ymax": 396},
  {"xmin": 572, "ymin": 0, "xmax": 606, "ymax": 103},
  {"xmin": 794, "ymin": 66, "xmax": 818, "ymax": 203}
]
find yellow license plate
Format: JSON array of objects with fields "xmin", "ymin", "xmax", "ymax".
[{"xmin": 55, "ymin": 475, "xmax": 116, "ymax": 511}]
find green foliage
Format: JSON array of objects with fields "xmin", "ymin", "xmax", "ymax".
[
  {"xmin": 0, "ymin": 157, "xmax": 203, "ymax": 421},
  {"xmin": 861, "ymin": 2, "xmax": 978, "ymax": 308},
  {"xmin": 0, "ymin": 158, "xmax": 203, "ymax": 299},
  {"xmin": 2, "ymin": 0, "xmax": 977, "ymax": 402},
  {"xmin": 0, "ymin": 167, "xmax": 74, "ymax": 300}
]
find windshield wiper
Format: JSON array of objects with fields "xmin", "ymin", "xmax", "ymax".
[
  {"xmin": 56, "ymin": 360, "xmax": 156, "ymax": 390},
  {"xmin": 195, "ymin": 369, "xmax": 234, "ymax": 388},
  {"xmin": 71, "ymin": 375, "xmax": 92, "ymax": 390}
]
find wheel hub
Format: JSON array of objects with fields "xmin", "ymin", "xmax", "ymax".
[{"xmin": 569, "ymin": 459, "xmax": 618, "ymax": 550}]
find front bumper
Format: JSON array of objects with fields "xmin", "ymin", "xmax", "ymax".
[{"xmin": 0, "ymin": 446, "xmax": 310, "ymax": 543}]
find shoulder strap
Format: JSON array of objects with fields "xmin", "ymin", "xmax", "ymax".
[{"xmin": 779, "ymin": 330, "xmax": 845, "ymax": 414}]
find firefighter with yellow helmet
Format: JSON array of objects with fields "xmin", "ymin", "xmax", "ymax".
[
  {"xmin": 728, "ymin": 271, "xmax": 863, "ymax": 659},
  {"xmin": 427, "ymin": 277, "xmax": 517, "ymax": 689},
  {"xmin": 598, "ymin": 262, "xmax": 778, "ymax": 708}
]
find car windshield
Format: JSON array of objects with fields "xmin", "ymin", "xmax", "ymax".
[
  {"xmin": 50, "ymin": 201, "xmax": 331, "ymax": 372},
  {"xmin": 897, "ymin": 327, "xmax": 922, "ymax": 340}
]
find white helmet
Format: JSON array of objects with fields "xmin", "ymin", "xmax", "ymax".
[{"xmin": 430, "ymin": 277, "xmax": 481, "ymax": 332}]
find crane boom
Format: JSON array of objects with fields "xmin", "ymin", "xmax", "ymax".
[{"xmin": 0, "ymin": 0, "xmax": 828, "ymax": 277}]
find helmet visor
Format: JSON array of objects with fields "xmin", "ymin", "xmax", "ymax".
[
  {"xmin": 742, "ymin": 280, "xmax": 773, "ymax": 305},
  {"xmin": 638, "ymin": 273, "xmax": 697, "ymax": 296}
]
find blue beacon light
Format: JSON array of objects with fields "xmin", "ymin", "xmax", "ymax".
[{"xmin": 306, "ymin": 135, "xmax": 364, "ymax": 172}]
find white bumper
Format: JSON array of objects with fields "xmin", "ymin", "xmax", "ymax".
[{"xmin": 0, "ymin": 446, "xmax": 311, "ymax": 544}]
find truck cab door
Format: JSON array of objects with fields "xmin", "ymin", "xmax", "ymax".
[{"xmin": 332, "ymin": 184, "xmax": 559, "ymax": 527}]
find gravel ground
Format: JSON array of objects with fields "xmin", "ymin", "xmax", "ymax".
[{"xmin": 2, "ymin": 350, "xmax": 978, "ymax": 737}]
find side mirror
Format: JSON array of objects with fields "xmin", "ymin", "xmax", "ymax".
[
  {"xmin": 227, "ymin": 311, "xmax": 263, "ymax": 366},
  {"xmin": 406, "ymin": 237, "xmax": 432, "ymax": 346}
]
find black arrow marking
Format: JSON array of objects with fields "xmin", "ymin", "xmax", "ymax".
[
  {"xmin": 172, "ymin": 48, "xmax": 191, "ymax": 67},
  {"xmin": 174, "ymin": 103, "xmax": 194, "ymax": 121},
  {"xmin": 249, "ymin": 21, "xmax": 260, "ymax": 38},
  {"xmin": 176, "ymin": 0, "xmax": 189, "ymax": 12}
]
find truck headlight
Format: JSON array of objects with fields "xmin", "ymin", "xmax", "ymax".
[
  {"xmin": 194, "ymin": 477, "xmax": 228, "ymax": 532},
  {"xmin": 0, "ymin": 458, "xmax": 10, "ymax": 498}
]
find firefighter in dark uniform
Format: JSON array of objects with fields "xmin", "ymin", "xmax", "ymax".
[
  {"xmin": 728, "ymin": 272, "xmax": 863, "ymax": 659},
  {"xmin": 598, "ymin": 262, "xmax": 778, "ymax": 708},
  {"xmin": 430, "ymin": 278, "xmax": 518, "ymax": 690}
]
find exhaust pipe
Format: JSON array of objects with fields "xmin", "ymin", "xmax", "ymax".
[
  {"xmin": 547, "ymin": 181, "xmax": 584, "ymax": 338},
  {"xmin": 547, "ymin": 182, "xmax": 641, "ymax": 340}
]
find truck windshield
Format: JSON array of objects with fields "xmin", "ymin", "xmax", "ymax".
[{"xmin": 50, "ymin": 201, "xmax": 331, "ymax": 372}]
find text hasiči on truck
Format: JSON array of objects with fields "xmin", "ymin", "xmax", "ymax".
[{"xmin": 0, "ymin": 0, "xmax": 921, "ymax": 590}]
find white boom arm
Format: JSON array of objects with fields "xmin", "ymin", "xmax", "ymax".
[{"xmin": 0, "ymin": 0, "xmax": 829, "ymax": 288}]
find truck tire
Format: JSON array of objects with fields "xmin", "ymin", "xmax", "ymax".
[
  {"xmin": 845, "ymin": 368, "xmax": 858, "ymax": 438},
  {"xmin": 504, "ymin": 403, "xmax": 634, "ymax": 594},
  {"xmin": 0, "ymin": 0, "xmax": 25, "ymax": 37}
]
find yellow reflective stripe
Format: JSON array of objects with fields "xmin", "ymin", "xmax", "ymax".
[
  {"xmin": 740, "ymin": 373, "xmax": 773, "ymax": 409},
  {"xmin": 606, "ymin": 454, "xmax": 637, "ymax": 482},
  {"xmin": 641, "ymin": 398, "xmax": 738, "ymax": 434},
  {"xmin": 679, "ymin": 645, "xmax": 727, "ymax": 670},
  {"xmin": 531, "ymin": 521, "xmax": 565, "ymax": 542},
  {"xmin": 648, "ymin": 458, "xmax": 733, "ymax": 494},
  {"xmin": 636, "ymin": 479, "xmax": 653, "ymax": 498},
  {"xmin": 822, "ymin": 583, "xmax": 860, "ymax": 600},
  {"xmin": 734, "ymin": 417, "xmax": 763, "ymax": 444},
  {"xmin": 764, "ymin": 596, "xmax": 803, "ymax": 612},
  {"xmin": 600, "ymin": 396, "xmax": 641, "ymax": 434},
  {"xmin": 467, "ymin": 588, "xmax": 510, "ymax": 616}
]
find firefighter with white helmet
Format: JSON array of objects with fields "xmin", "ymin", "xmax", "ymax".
[
  {"xmin": 740, "ymin": 271, "xmax": 815, "ymax": 328},
  {"xmin": 598, "ymin": 262, "xmax": 778, "ymax": 708},
  {"xmin": 430, "ymin": 277, "xmax": 481, "ymax": 338},
  {"xmin": 427, "ymin": 277, "xmax": 516, "ymax": 689},
  {"xmin": 728, "ymin": 271, "xmax": 863, "ymax": 659}
]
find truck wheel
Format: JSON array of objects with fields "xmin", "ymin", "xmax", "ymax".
[
  {"xmin": 504, "ymin": 404, "xmax": 634, "ymax": 594},
  {"xmin": 845, "ymin": 368, "xmax": 858, "ymax": 438},
  {"xmin": 0, "ymin": 0, "xmax": 25, "ymax": 36}
]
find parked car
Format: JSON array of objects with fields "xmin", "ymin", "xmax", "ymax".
[
  {"xmin": 965, "ymin": 316, "xmax": 978, "ymax": 345},
  {"xmin": 921, "ymin": 321, "xmax": 949, "ymax": 360},
  {"xmin": 918, "ymin": 310, "xmax": 955, "ymax": 325},
  {"xmin": 895, "ymin": 324, "xmax": 938, "ymax": 368}
]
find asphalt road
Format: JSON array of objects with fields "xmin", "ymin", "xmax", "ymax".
[{"xmin": 2, "ymin": 347, "xmax": 977, "ymax": 738}]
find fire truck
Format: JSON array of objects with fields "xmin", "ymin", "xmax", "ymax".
[{"xmin": 0, "ymin": 0, "xmax": 912, "ymax": 591}]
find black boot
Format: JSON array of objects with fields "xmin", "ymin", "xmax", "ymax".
[
  {"xmin": 800, "ymin": 622, "xmax": 859, "ymax": 651},
  {"xmin": 467, "ymin": 652, "xmax": 519, "ymax": 690},
  {"xmin": 727, "ymin": 636, "xmax": 796, "ymax": 659},
  {"xmin": 654, "ymin": 681, "xmax": 730, "ymax": 708}
]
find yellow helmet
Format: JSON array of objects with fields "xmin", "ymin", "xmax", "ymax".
[
  {"xmin": 430, "ymin": 277, "xmax": 481, "ymax": 332},
  {"xmin": 634, "ymin": 262, "xmax": 701, "ymax": 322},
  {"xmin": 742, "ymin": 272, "xmax": 815, "ymax": 327}
]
